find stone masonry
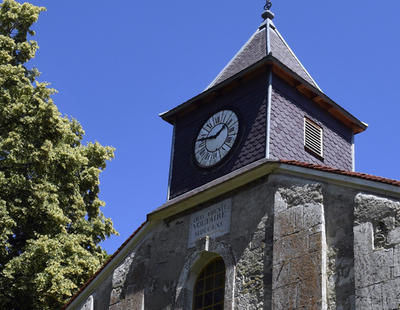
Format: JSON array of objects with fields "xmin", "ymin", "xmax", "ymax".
[
  {"xmin": 272, "ymin": 183, "xmax": 327, "ymax": 310},
  {"xmin": 354, "ymin": 194, "xmax": 400, "ymax": 309},
  {"xmin": 70, "ymin": 172, "xmax": 400, "ymax": 310}
]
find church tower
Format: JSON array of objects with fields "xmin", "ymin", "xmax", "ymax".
[
  {"xmin": 65, "ymin": 4, "xmax": 400, "ymax": 310},
  {"xmin": 161, "ymin": 5, "xmax": 367, "ymax": 200}
]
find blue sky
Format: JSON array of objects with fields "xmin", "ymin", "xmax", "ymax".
[{"xmin": 26, "ymin": 0, "xmax": 400, "ymax": 254}]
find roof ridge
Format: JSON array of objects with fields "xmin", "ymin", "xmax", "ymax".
[
  {"xmin": 270, "ymin": 25, "xmax": 322, "ymax": 91},
  {"xmin": 206, "ymin": 28, "xmax": 264, "ymax": 90}
]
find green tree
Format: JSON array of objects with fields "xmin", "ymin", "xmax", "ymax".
[{"xmin": 0, "ymin": 1, "xmax": 117, "ymax": 309}]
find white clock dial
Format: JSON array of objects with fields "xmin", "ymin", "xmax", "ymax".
[{"xmin": 194, "ymin": 110, "xmax": 239, "ymax": 168}]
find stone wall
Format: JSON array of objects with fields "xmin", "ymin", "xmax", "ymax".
[
  {"xmin": 75, "ymin": 275, "xmax": 112, "ymax": 310},
  {"xmin": 96, "ymin": 177, "xmax": 274, "ymax": 310},
  {"xmin": 71, "ymin": 173, "xmax": 400, "ymax": 310},
  {"xmin": 354, "ymin": 193, "xmax": 400, "ymax": 309},
  {"xmin": 324, "ymin": 184, "xmax": 357, "ymax": 309},
  {"xmin": 109, "ymin": 251, "xmax": 144, "ymax": 310},
  {"xmin": 272, "ymin": 182, "xmax": 327, "ymax": 310}
]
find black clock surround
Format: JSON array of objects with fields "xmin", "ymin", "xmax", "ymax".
[{"xmin": 169, "ymin": 72, "xmax": 268, "ymax": 199}]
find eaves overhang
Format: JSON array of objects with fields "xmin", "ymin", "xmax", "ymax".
[
  {"xmin": 148, "ymin": 159, "xmax": 279, "ymax": 221},
  {"xmin": 159, "ymin": 56, "xmax": 367, "ymax": 134},
  {"xmin": 149, "ymin": 159, "xmax": 400, "ymax": 221}
]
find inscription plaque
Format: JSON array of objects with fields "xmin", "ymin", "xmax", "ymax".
[{"xmin": 188, "ymin": 199, "xmax": 232, "ymax": 247}]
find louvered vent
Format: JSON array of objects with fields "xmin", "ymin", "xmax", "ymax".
[{"xmin": 304, "ymin": 118, "xmax": 323, "ymax": 157}]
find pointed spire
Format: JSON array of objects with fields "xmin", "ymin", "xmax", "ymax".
[{"xmin": 206, "ymin": 3, "xmax": 321, "ymax": 91}]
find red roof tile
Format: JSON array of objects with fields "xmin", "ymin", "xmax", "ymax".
[{"xmin": 279, "ymin": 159, "xmax": 400, "ymax": 187}]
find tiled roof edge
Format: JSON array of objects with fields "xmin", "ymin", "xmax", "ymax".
[
  {"xmin": 279, "ymin": 160, "xmax": 400, "ymax": 187},
  {"xmin": 62, "ymin": 221, "xmax": 148, "ymax": 310}
]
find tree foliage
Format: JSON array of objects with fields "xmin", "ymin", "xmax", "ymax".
[{"xmin": 0, "ymin": 1, "xmax": 117, "ymax": 309}]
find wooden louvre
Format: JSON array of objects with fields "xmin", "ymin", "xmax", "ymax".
[{"xmin": 304, "ymin": 118, "xmax": 323, "ymax": 157}]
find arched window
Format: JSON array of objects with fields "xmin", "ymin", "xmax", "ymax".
[{"xmin": 193, "ymin": 257, "xmax": 225, "ymax": 310}]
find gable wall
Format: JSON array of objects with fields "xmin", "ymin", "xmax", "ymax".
[
  {"xmin": 107, "ymin": 177, "xmax": 275, "ymax": 309},
  {"xmin": 70, "ymin": 172, "xmax": 400, "ymax": 310}
]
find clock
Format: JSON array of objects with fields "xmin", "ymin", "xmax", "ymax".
[{"xmin": 194, "ymin": 110, "xmax": 239, "ymax": 168}]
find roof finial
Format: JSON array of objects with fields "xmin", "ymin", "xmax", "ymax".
[
  {"xmin": 264, "ymin": 0, "xmax": 272, "ymax": 11},
  {"xmin": 261, "ymin": 0, "xmax": 274, "ymax": 23}
]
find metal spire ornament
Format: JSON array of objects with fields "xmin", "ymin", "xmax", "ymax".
[
  {"xmin": 261, "ymin": 0, "xmax": 274, "ymax": 24},
  {"xmin": 264, "ymin": 0, "xmax": 272, "ymax": 11}
]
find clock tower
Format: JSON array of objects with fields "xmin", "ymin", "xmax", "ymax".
[
  {"xmin": 65, "ymin": 5, "xmax": 400, "ymax": 310},
  {"xmin": 161, "ymin": 7, "xmax": 367, "ymax": 200}
]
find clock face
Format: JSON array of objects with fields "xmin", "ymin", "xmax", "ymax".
[{"xmin": 194, "ymin": 110, "xmax": 239, "ymax": 168}]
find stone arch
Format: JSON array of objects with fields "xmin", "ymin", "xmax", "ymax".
[{"xmin": 175, "ymin": 236, "xmax": 236, "ymax": 310}]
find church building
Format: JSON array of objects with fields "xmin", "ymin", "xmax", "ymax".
[{"xmin": 64, "ymin": 4, "xmax": 400, "ymax": 310}]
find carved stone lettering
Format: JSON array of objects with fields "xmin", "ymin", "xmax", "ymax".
[{"xmin": 188, "ymin": 199, "xmax": 232, "ymax": 247}]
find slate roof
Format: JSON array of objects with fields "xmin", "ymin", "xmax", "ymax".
[
  {"xmin": 161, "ymin": 10, "xmax": 366, "ymax": 135},
  {"xmin": 207, "ymin": 16, "xmax": 320, "ymax": 90},
  {"xmin": 269, "ymin": 25, "xmax": 319, "ymax": 88},
  {"xmin": 207, "ymin": 28, "xmax": 267, "ymax": 89}
]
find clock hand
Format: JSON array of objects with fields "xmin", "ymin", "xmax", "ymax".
[
  {"xmin": 197, "ymin": 134, "xmax": 218, "ymax": 142},
  {"xmin": 214, "ymin": 124, "xmax": 226, "ymax": 137},
  {"xmin": 197, "ymin": 125, "xmax": 226, "ymax": 142}
]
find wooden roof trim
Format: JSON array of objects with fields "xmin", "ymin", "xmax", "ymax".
[
  {"xmin": 160, "ymin": 56, "xmax": 367, "ymax": 134},
  {"xmin": 159, "ymin": 59, "xmax": 269, "ymax": 124},
  {"xmin": 270, "ymin": 59, "xmax": 367, "ymax": 134}
]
